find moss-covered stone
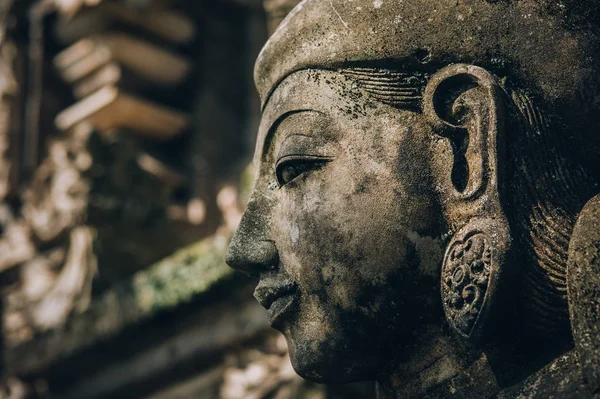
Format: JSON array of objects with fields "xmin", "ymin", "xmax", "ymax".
[{"xmin": 132, "ymin": 234, "xmax": 233, "ymax": 314}]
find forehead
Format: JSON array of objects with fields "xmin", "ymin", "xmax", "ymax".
[{"xmin": 254, "ymin": 69, "xmax": 362, "ymax": 165}]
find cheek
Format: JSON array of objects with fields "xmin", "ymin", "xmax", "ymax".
[
  {"xmin": 273, "ymin": 161, "xmax": 418, "ymax": 311},
  {"xmin": 274, "ymin": 168, "xmax": 357, "ymax": 295}
]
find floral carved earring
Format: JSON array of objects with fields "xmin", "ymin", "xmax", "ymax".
[{"xmin": 441, "ymin": 218, "xmax": 511, "ymax": 343}]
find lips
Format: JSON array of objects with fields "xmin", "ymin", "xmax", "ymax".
[{"xmin": 254, "ymin": 277, "xmax": 298, "ymax": 325}]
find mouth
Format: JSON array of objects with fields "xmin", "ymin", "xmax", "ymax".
[{"xmin": 254, "ymin": 277, "xmax": 299, "ymax": 325}]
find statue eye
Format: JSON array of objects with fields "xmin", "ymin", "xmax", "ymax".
[{"xmin": 275, "ymin": 156, "xmax": 329, "ymax": 187}]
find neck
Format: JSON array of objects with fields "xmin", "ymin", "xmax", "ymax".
[{"xmin": 375, "ymin": 334, "xmax": 500, "ymax": 399}]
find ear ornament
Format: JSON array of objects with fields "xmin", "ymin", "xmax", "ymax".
[
  {"xmin": 424, "ymin": 64, "xmax": 514, "ymax": 345},
  {"xmin": 442, "ymin": 218, "xmax": 511, "ymax": 343}
]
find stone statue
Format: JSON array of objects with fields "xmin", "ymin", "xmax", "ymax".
[{"xmin": 226, "ymin": 0, "xmax": 600, "ymax": 397}]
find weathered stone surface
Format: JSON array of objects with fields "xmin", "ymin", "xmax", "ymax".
[{"xmin": 227, "ymin": 0, "xmax": 600, "ymax": 397}]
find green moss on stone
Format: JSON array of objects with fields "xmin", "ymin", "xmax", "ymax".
[{"xmin": 132, "ymin": 234, "xmax": 234, "ymax": 314}]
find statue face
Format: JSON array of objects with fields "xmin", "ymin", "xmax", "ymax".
[{"xmin": 227, "ymin": 69, "xmax": 446, "ymax": 382}]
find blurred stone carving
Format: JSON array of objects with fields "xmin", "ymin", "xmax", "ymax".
[
  {"xmin": 0, "ymin": 207, "xmax": 36, "ymax": 273},
  {"xmin": 0, "ymin": 0, "xmax": 209, "ymax": 350},
  {"xmin": 52, "ymin": 0, "xmax": 102, "ymax": 18},
  {"xmin": 23, "ymin": 130, "xmax": 90, "ymax": 243},
  {"xmin": 0, "ymin": 378, "xmax": 28, "ymax": 399},
  {"xmin": 29, "ymin": 226, "xmax": 96, "ymax": 329}
]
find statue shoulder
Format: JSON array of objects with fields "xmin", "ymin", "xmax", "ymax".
[
  {"xmin": 500, "ymin": 194, "xmax": 600, "ymax": 398},
  {"xmin": 568, "ymin": 193, "xmax": 600, "ymax": 396},
  {"xmin": 497, "ymin": 350, "xmax": 589, "ymax": 399}
]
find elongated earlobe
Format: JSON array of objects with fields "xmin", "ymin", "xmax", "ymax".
[{"xmin": 423, "ymin": 64, "xmax": 513, "ymax": 345}]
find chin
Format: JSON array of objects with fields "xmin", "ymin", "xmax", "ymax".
[{"xmin": 286, "ymin": 335, "xmax": 378, "ymax": 383}]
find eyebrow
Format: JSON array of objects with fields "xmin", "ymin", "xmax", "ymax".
[{"xmin": 260, "ymin": 109, "xmax": 327, "ymax": 162}]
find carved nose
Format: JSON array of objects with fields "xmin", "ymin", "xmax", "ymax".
[
  {"xmin": 226, "ymin": 237, "xmax": 278, "ymax": 277},
  {"xmin": 226, "ymin": 197, "xmax": 278, "ymax": 276}
]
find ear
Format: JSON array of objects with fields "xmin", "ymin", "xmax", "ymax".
[
  {"xmin": 423, "ymin": 64, "xmax": 505, "ymax": 227},
  {"xmin": 423, "ymin": 65, "xmax": 514, "ymax": 345}
]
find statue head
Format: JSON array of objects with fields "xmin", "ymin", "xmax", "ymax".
[{"xmin": 227, "ymin": 0, "xmax": 600, "ymax": 388}]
